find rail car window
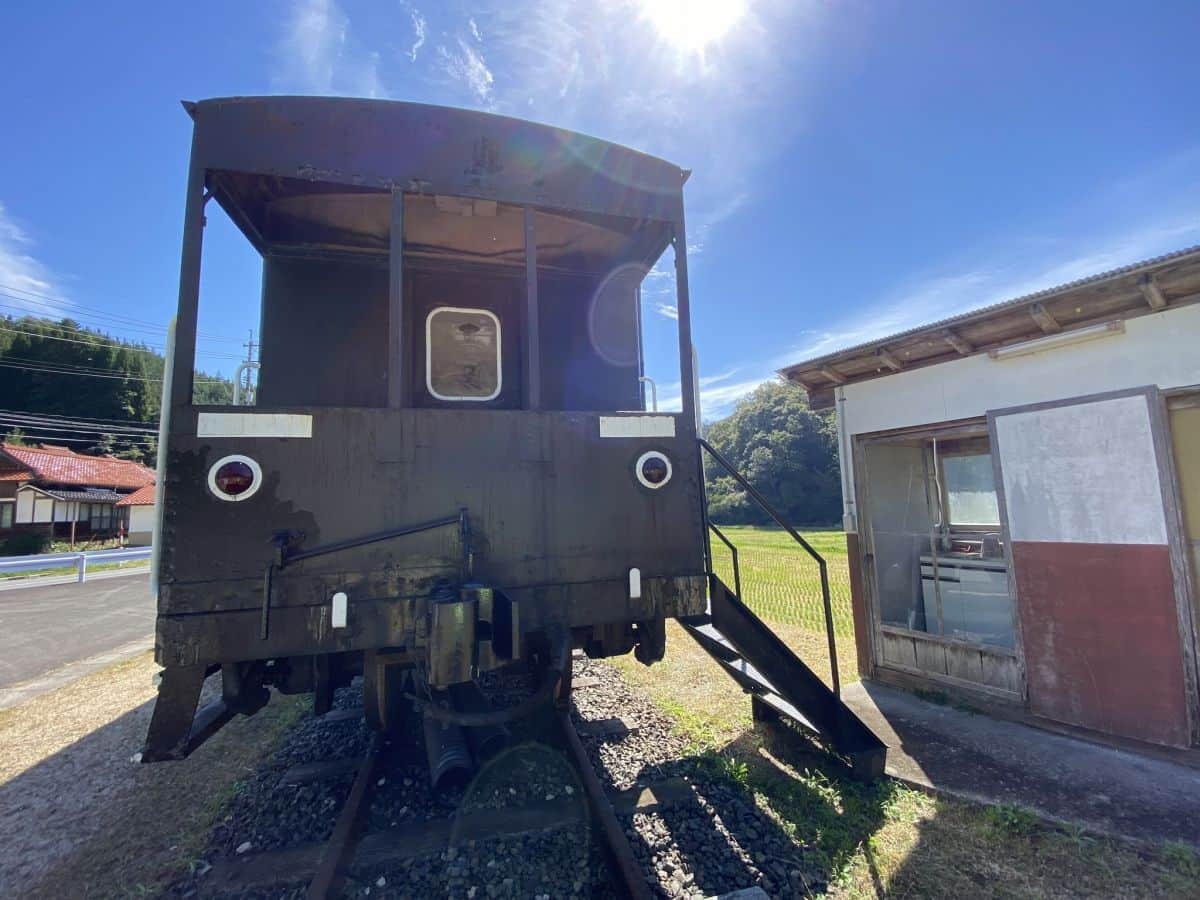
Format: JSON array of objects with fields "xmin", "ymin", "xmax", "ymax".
[
  {"xmin": 191, "ymin": 173, "xmax": 390, "ymax": 408},
  {"xmin": 425, "ymin": 307, "xmax": 502, "ymax": 401},
  {"xmin": 531, "ymin": 209, "xmax": 675, "ymax": 412}
]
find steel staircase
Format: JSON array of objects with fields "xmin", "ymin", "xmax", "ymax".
[
  {"xmin": 693, "ymin": 439, "xmax": 887, "ymax": 780},
  {"xmin": 680, "ymin": 574, "xmax": 886, "ymax": 779}
]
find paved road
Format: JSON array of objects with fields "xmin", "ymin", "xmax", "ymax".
[{"xmin": 0, "ymin": 572, "xmax": 154, "ymax": 691}]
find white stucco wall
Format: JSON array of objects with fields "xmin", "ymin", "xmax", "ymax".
[
  {"xmin": 128, "ymin": 505, "xmax": 155, "ymax": 542},
  {"xmin": 837, "ymin": 302, "xmax": 1200, "ymax": 529},
  {"xmin": 15, "ymin": 489, "xmax": 33, "ymax": 524}
]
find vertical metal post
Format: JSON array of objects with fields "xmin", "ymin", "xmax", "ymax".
[
  {"xmin": 818, "ymin": 560, "xmax": 840, "ymax": 697},
  {"xmin": 672, "ymin": 218, "xmax": 698, "ymax": 429},
  {"xmin": 522, "ymin": 208, "xmax": 541, "ymax": 410},
  {"xmin": 169, "ymin": 143, "xmax": 206, "ymax": 415},
  {"xmin": 389, "ymin": 189, "xmax": 407, "ymax": 408},
  {"xmin": 76, "ymin": 553, "xmax": 86, "ymax": 584}
]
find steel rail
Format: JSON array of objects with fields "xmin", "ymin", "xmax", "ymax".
[
  {"xmin": 558, "ymin": 709, "xmax": 653, "ymax": 900},
  {"xmin": 306, "ymin": 732, "xmax": 383, "ymax": 900}
]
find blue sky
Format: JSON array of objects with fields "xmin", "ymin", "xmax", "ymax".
[{"xmin": 1, "ymin": 1, "xmax": 1198, "ymax": 418}]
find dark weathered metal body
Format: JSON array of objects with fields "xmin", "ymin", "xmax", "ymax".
[
  {"xmin": 145, "ymin": 97, "xmax": 706, "ymax": 757},
  {"xmin": 158, "ymin": 407, "xmax": 707, "ymax": 664}
]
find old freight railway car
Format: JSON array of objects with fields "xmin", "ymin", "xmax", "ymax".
[
  {"xmin": 142, "ymin": 96, "xmax": 709, "ymax": 761},
  {"xmin": 144, "ymin": 97, "xmax": 885, "ymax": 783}
]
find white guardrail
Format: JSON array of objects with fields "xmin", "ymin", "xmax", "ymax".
[{"xmin": 0, "ymin": 546, "xmax": 152, "ymax": 583}]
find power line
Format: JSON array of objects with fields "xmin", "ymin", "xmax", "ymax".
[
  {"xmin": 0, "ymin": 359, "xmax": 229, "ymax": 384},
  {"xmin": 0, "ymin": 415, "xmax": 157, "ymax": 436},
  {"xmin": 0, "ymin": 282, "xmax": 247, "ymax": 343},
  {"xmin": 0, "ymin": 324, "xmax": 245, "ymax": 361},
  {"xmin": 0, "ymin": 431, "xmax": 154, "ymax": 448},
  {"xmin": 0, "ymin": 412, "xmax": 158, "ymax": 434}
]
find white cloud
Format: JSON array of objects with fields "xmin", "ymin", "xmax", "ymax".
[
  {"xmin": 438, "ymin": 37, "xmax": 495, "ymax": 104},
  {"xmin": 657, "ymin": 367, "xmax": 773, "ymax": 420},
  {"xmin": 0, "ymin": 202, "xmax": 65, "ymax": 315},
  {"xmin": 775, "ymin": 215, "xmax": 1200, "ymax": 370},
  {"xmin": 655, "ymin": 303, "xmax": 678, "ymax": 320},
  {"xmin": 469, "ymin": 16, "xmax": 482, "ymax": 42},
  {"xmin": 408, "ymin": 9, "xmax": 427, "ymax": 62},
  {"xmin": 274, "ymin": 0, "xmax": 383, "ymax": 97}
]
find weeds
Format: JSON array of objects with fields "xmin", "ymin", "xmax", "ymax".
[
  {"xmin": 1161, "ymin": 840, "xmax": 1200, "ymax": 878},
  {"xmin": 983, "ymin": 802, "xmax": 1040, "ymax": 837}
]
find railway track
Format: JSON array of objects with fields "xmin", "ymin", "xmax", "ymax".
[{"xmin": 168, "ymin": 656, "xmax": 802, "ymax": 899}]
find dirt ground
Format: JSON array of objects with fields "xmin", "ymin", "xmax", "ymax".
[{"xmin": 0, "ymin": 653, "xmax": 304, "ymax": 898}]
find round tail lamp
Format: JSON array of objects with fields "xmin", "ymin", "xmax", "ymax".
[
  {"xmin": 208, "ymin": 454, "xmax": 263, "ymax": 502},
  {"xmin": 635, "ymin": 450, "xmax": 672, "ymax": 490}
]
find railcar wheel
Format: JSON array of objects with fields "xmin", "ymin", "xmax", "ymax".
[{"xmin": 363, "ymin": 652, "xmax": 411, "ymax": 733}]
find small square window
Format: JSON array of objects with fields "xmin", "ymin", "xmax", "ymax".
[{"xmin": 425, "ymin": 307, "xmax": 502, "ymax": 401}]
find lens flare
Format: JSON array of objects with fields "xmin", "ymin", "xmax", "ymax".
[{"xmin": 636, "ymin": 0, "xmax": 748, "ymax": 54}]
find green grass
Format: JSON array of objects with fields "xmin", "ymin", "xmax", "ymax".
[
  {"xmin": 612, "ymin": 639, "xmax": 1199, "ymax": 899},
  {"xmin": 0, "ymin": 560, "xmax": 149, "ymax": 581},
  {"xmin": 711, "ymin": 526, "xmax": 855, "ymax": 635}
]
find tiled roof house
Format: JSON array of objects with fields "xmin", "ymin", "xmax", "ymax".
[{"xmin": 0, "ymin": 443, "xmax": 156, "ymax": 542}]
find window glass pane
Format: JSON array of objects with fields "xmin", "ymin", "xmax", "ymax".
[
  {"xmin": 426, "ymin": 307, "xmax": 501, "ymax": 400},
  {"xmin": 943, "ymin": 454, "xmax": 1000, "ymax": 525},
  {"xmin": 0, "ymin": 503, "xmax": 12, "ymax": 528}
]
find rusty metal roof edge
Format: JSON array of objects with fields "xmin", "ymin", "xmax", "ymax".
[
  {"xmin": 188, "ymin": 95, "xmax": 688, "ymax": 179},
  {"xmin": 779, "ymin": 243, "xmax": 1200, "ymax": 380}
]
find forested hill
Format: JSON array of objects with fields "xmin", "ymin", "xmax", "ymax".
[
  {"xmin": 0, "ymin": 315, "xmax": 232, "ymax": 463},
  {"xmin": 704, "ymin": 380, "xmax": 842, "ymax": 527}
]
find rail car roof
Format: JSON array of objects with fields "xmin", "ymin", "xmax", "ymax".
[{"xmin": 187, "ymin": 96, "xmax": 685, "ymax": 271}]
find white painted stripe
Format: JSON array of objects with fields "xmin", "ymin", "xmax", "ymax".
[
  {"xmin": 598, "ymin": 415, "xmax": 676, "ymax": 439},
  {"xmin": 197, "ymin": 412, "xmax": 313, "ymax": 439}
]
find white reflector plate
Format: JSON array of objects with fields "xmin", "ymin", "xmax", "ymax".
[
  {"xmin": 599, "ymin": 416, "xmax": 676, "ymax": 438},
  {"xmin": 197, "ymin": 412, "xmax": 313, "ymax": 438}
]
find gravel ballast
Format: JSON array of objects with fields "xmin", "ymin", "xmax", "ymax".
[{"xmin": 162, "ymin": 656, "xmax": 819, "ymax": 899}]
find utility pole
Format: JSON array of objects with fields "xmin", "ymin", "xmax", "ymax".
[{"xmin": 239, "ymin": 329, "xmax": 258, "ymax": 406}]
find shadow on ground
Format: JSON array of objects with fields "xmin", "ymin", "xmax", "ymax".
[{"xmin": 0, "ymin": 666, "xmax": 305, "ymax": 900}]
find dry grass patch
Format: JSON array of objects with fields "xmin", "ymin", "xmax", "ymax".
[{"xmin": 0, "ymin": 651, "xmax": 306, "ymax": 899}]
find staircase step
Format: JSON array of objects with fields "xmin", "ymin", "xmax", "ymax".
[
  {"xmin": 753, "ymin": 690, "xmax": 819, "ymax": 735},
  {"xmin": 679, "ymin": 622, "xmax": 741, "ymax": 663}
]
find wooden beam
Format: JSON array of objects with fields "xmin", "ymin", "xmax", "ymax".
[
  {"xmin": 874, "ymin": 348, "xmax": 903, "ymax": 371},
  {"xmin": 819, "ymin": 366, "xmax": 847, "ymax": 385},
  {"xmin": 1139, "ymin": 275, "xmax": 1168, "ymax": 310},
  {"xmin": 942, "ymin": 329, "xmax": 973, "ymax": 355},
  {"xmin": 1029, "ymin": 302, "xmax": 1061, "ymax": 333}
]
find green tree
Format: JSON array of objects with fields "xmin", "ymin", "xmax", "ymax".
[
  {"xmin": 705, "ymin": 380, "xmax": 842, "ymax": 526},
  {"xmin": 0, "ymin": 315, "xmax": 233, "ymax": 451}
]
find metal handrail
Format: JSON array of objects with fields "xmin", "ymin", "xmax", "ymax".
[
  {"xmin": 699, "ymin": 438, "xmax": 840, "ymax": 696},
  {"xmin": 708, "ymin": 522, "xmax": 741, "ymax": 602}
]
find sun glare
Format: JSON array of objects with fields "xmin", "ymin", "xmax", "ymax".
[{"xmin": 637, "ymin": 0, "xmax": 748, "ymax": 54}]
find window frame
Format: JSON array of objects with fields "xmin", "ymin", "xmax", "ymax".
[
  {"xmin": 424, "ymin": 305, "xmax": 503, "ymax": 402},
  {"xmin": 938, "ymin": 449, "xmax": 1002, "ymax": 531}
]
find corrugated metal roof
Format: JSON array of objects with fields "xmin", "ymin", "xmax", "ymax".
[{"xmin": 780, "ymin": 243, "xmax": 1200, "ymax": 375}]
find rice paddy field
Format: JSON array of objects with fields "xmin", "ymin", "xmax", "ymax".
[{"xmin": 709, "ymin": 526, "xmax": 854, "ymax": 636}]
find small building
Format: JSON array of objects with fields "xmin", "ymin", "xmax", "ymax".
[
  {"xmin": 115, "ymin": 484, "xmax": 157, "ymax": 546},
  {"xmin": 0, "ymin": 443, "xmax": 156, "ymax": 544},
  {"xmin": 781, "ymin": 246, "xmax": 1200, "ymax": 750}
]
